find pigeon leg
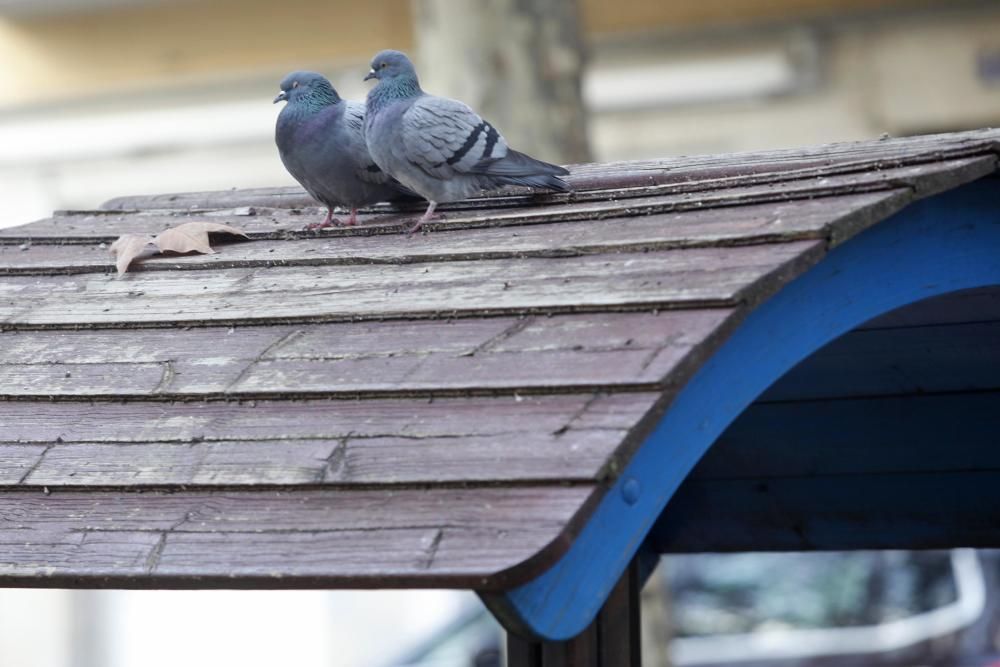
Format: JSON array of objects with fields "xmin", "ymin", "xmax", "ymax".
[
  {"xmin": 304, "ymin": 208, "xmax": 340, "ymax": 231},
  {"xmin": 407, "ymin": 201, "xmax": 442, "ymax": 236},
  {"xmin": 346, "ymin": 208, "xmax": 359, "ymax": 226}
]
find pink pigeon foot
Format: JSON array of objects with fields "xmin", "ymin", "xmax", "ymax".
[
  {"xmin": 407, "ymin": 201, "xmax": 444, "ymax": 236},
  {"xmin": 304, "ymin": 208, "xmax": 340, "ymax": 231},
  {"xmin": 345, "ymin": 208, "xmax": 359, "ymax": 226}
]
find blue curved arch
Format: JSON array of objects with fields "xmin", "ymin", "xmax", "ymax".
[{"xmin": 486, "ymin": 176, "xmax": 1000, "ymax": 640}]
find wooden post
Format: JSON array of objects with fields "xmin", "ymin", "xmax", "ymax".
[
  {"xmin": 599, "ymin": 557, "xmax": 642, "ymax": 667},
  {"xmin": 506, "ymin": 558, "xmax": 642, "ymax": 666},
  {"xmin": 507, "ymin": 634, "xmax": 543, "ymax": 667}
]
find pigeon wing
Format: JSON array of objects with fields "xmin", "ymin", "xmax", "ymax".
[{"xmin": 399, "ymin": 95, "xmax": 509, "ymax": 180}]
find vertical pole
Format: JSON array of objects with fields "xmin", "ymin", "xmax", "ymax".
[
  {"xmin": 598, "ymin": 558, "xmax": 642, "ymax": 667},
  {"xmin": 541, "ymin": 617, "xmax": 599, "ymax": 666},
  {"xmin": 507, "ymin": 633, "xmax": 543, "ymax": 667},
  {"xmin": 505, "ymin": 557, "xmax": 642, "ymax": 666}
]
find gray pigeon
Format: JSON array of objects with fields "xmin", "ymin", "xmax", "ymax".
[
  {"xmin": 274, "ymin": 71, "xmax": 412, "ymax": 228},
  {"xmin": 363, "ymin": 50, "xmax": 570, "ymax": 233}
]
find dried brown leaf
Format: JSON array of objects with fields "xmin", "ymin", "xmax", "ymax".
[
  {"xmin": 109, "ymin": 234, "xmax": 156, "ymax": 275},
  {"xmin": 154, "ymin": 222, "xmax": 248, "ymax": 256},
  {"xmin": 109, "ymin": 222, "xmax": 248, "ymax": 275}
]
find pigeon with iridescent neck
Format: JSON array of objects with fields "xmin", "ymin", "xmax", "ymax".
[
  {"xmin": 363, "ymin": 50, "xmax": 570, "ymax": 234},
  {"xmin": 274, "ymin": 71, "xmax": 412, "ymax": 229}
]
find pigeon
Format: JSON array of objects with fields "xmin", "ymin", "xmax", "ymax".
[
  {"xmin": 363, "ymin": 50, "xmax": 570, "ymax": 234},
  {"xmin": 274, "ymin": 71, "xmax": 413, "ymax": 229}
]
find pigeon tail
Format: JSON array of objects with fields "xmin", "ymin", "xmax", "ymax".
[
  {"xmin": 474, "ymin": 149, "xmax": 570, "ymax": 192},
  {"xmin": 487, "ymin": 172, "xmax": 570, "ymax": 192}
]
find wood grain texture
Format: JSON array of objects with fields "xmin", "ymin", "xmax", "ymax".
[
  {"xmin": 0, "ymin": 311, "xmax": 732, "ymax": 397},
  {"xmin": 0, "ymin": 242, "xmax": 821, "ymax": 328},
  {"xmin": 1, "ymin": 393, "xmax": 659, "ymax": 486},
  {"xmin": 0, "ymin": 192, "xmax": 901, "ymax": 275},
  {"xmin": 0, "ymin": 485, "xmax": 595, "ymax": 589},
  {"xmin": 0, "ymin": 392, "xmax": 647, "ymax": 441}
]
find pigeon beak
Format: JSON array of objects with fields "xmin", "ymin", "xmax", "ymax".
[
  {"xmin": 273, "ymin": 91, "xmax": 288, "ymax": 104},
  {"xmin": 364, "ymin": 70, "xmax": 377, "ymax": 82}
]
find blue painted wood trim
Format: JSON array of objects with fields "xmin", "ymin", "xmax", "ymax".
[{"xmin": 483, "ymin": 177, "xmax": 1000, "ymax": 641}]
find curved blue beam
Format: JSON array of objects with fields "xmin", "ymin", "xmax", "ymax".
[{"xmin": 484, "ymin": 177, "xmax": 1000, "ymax": 640}]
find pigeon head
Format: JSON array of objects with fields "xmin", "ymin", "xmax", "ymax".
[
  {"xmin": 273, "ymin": 71, "xmax": 341, "ymax": 107},
  {"xmin": 364, "ymin": 50, "xmax": 419, "ymax": 85}
]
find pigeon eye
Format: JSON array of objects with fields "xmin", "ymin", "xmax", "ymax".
[
  {"xmin": 380, "ymin": 63, "xmax": 388, "ymax": 69},
  {"xmin": 292, "ymin": 81, "xmax": 299, "ymax": 88}
]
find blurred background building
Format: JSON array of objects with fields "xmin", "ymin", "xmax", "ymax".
[
  {"xmin": 1, "ymin": 0, "xmax": 999, "ymax": 227},
  {"xmin": 1, "ymin": 1, "xmax": 999, "ymax": 665}
]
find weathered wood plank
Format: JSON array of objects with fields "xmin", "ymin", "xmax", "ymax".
[
  {"xmin": 9, "ymin": 431, "xmax": 621, "ymax": 487},
  {"xmin": 0, "ymin": 394, "xmax": 649, "ymax": 444},
  {"xmin": 0, "ymin": 243, "xmax": 821, "ymax": 328},
  {"xmin": 0, "ymin": 192, "xmax": 901, "ymax": 275},
  {"xmin": 0, "ymin": 444, "xmax": 47, "ymax": 483},
  {"xmin": 0, "ymin": 393, "xmax": 656, "ymax": 485},
  {"xmin": 0, "ymin": 311, "xmax": 733, "ymax": 397},
  {"xmin": 0, "ymin": 362, "xmax": 169, "ymax": 396},
  {"xmin": 653, "ymin": 470, "xmax": 1000, "ymax": 552},
  {"xmin": 0, "ymin": 394, "xmax": 644, "ymax": 443},
  {"xmin": 691, "ymin": 391, "xmax": 1000, "ymax": 480},
  {"xmin": 759, "ymin": 320, "xmax": 1000, "ymax": 401},
  {"xmin": 7, "ymin": 156, "xmax": 991, "ymax": 243},
  {"xmin": 98, "ymin": 129, "xmax": 1000, "ymax": 211},
  {"xmin": 0, "ymin": 485, "xmax": 596, "ymax": 589}
]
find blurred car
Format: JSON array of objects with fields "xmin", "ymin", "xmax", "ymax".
[
  {"xmin": 388, "ymin": 550, "xmax": 1000, "ymax": 667},
  {"xmin": 666, "ymin": 549, "xmax": 996, "ymax": 667}
]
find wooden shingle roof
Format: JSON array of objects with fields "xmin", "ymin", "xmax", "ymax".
[{"xmin": 1, "ymin": 129, "xmax": 998, "ymax": 593}]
